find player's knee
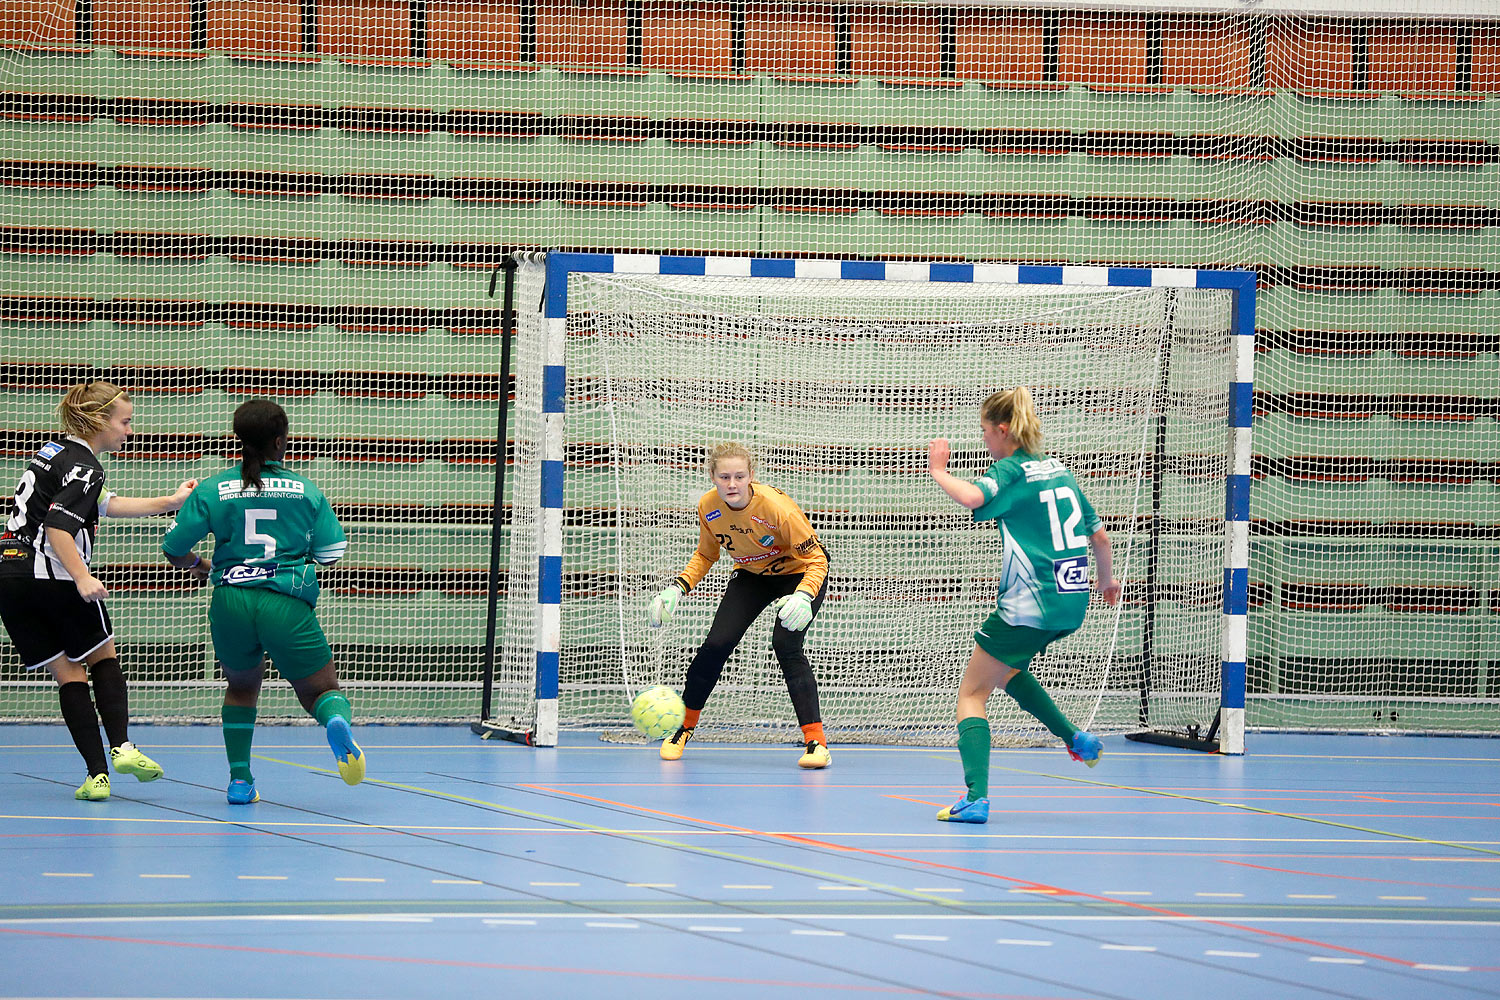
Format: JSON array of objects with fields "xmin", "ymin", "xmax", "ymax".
[
  {"xmin": 693, "ymin": 638, "xmax": 737, "ymax": 668},
  {"xmin": 771, "ymin": 632, "xmax": 807, "ymax": 662}
]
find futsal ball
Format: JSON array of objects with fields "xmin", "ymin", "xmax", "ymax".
[{"xmin": 631, "ymin": 685, "xmax": 686, "ymax": 739}]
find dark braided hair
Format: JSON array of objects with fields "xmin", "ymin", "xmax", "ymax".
[{"xmin": 233, "ymin": 399, "xmax": 289, "ymax": 492}]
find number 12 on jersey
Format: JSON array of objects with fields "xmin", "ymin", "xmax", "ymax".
[{"xmin": 1038, "ymin": 487, "xmax": 1086, "ymax": 551}]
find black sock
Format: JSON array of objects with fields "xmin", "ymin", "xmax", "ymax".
[
  {"xmin": 89, "ymin": 657, "xmax": 130, "ymax": 748},
  {"xmin": 58, "ymin": 682, "xmax": 108, "ymax": 777}
]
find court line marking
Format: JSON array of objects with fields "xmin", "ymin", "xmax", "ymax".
[
  {"xmin": 1221, "ymin": 859, "xmax": 1500, "ymax": 891},
  {"xmin": 6, "ymin": 741, "xmax": 1499, "ymax": 763},
  {"xmin": 242, "ymin": 760, "xmax": 986, "ymax": 920},
  {"xmin": 990, "ymin": 763, "xmax": 1500, "ymax": 858},
  {"xmin": 100, "ymin": 755, "xmax": 1489, "ymax": 978},
  {"xmin": 4, "ymin": 913, "xmax": 1500, "ymax": 936},
  {"xmin": 527, "ymin": 782, "xmax": 1493, "ymax": 971},
  {"xmin": 0, "ymin": 926, "xmax": 1035, "ymax": 994},
  {"xmin": 7, "ymin": 814, "xmax": 1497, "ymax": 846}
]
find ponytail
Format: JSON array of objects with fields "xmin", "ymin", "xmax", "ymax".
[
  {"xmin": 58, "ymin": 381, "xmax": 129, "ymax": 439},
  {"xmin": 232, "ymin": 399, "xmax": 289, "ymax": 492},
  {"xmin": 980, "ymin": 387, "xmax": 1044, "ymax": 455}
]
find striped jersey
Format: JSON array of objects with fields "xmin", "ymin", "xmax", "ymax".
[
  {"xmin": 972, "ymin": 450, "xmax": 1103, "ymax": 630},
  {"xmin": 0, "ymin": 436, "xmax": 114, "ymax": 581},
  {"xmin": 163, "ymin": 462, "xmax": 346, "ymax": 607},
  {"xmin": 675, "ymin": 482, "xmax": 828, "ymax": 597}
]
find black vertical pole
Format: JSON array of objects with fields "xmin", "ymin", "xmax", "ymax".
[
  {"xmin": 1145, "ymin": 15, "xmax": 1163, "ymax": 86},
  {"xmin": 75, "ymin": 0, "xmax": 92, "ymax": 45},
  {"xmin": 480, "ymin": 256, "xmax": 518, "ymax": 723},
  {"xmin": 834, "ymin": 5, "xmax": 852, "ymax": 76},
  {"xmin": 411, "ymin": 0, "xmax": 427, "ymax": 58},
  {"xmin": 730, "ymin": 1, "xmax": 746, "ymax": 74},
  {"xmin": 1351, "ymin": 22, "xmax": 1368, "ymax": 91},
  {"xmin": 1138, "ymin": 341, "xmax": 1170, "ymax": 728},
  {"xmin": 1457, "ymin": 23, "xmax": 1472, "ymax": 93},
  {"xmin": 301, "ymin": 0, "xmax": 318, "ymax": 54},
  {"xmin": 189, "ymin": 0, "xmax": 207, "ymax": 49},
  {"xmin": 1041, "ymin": 12, "xmax": 1060, "ymax": 83},
  {"xmin": 625, "ymin": 0, "xmax": 642, "ymax": 67},
  {"xmin": 520, "ymin": 0, "xmax": 536, "ymax": 62},
  {"xmin": 939, "ymin": 8, "xmax": 956, "ymax": 80},
  {"xmin": 1248, "ymin": 15, "xmax": 1267, "ymax": 90}
]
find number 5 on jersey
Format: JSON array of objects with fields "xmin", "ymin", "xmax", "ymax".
[{"xmin": 246, "ymin": 509, "xmax": 277, "ymax": 559}]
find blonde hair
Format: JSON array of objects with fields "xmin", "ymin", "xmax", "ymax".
[
  {"xmin": 706, "ymin": 442, "xmax": 755, "ymax": 479},
  {"xmin": 980, "ymin": 387, "xmax": 1044, "ymax": 456},
  {"xmin": 59, "ymin": 381, "xmax": 130, "ymax": 439}
]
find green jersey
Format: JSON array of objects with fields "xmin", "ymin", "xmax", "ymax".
[
  {"xmin": 972, "ymin": 450, "xmax": 1102, "ymax": 631},
  {"xmin": 162, "ymin": 462, "xmax": 346, "ymax": 607}
]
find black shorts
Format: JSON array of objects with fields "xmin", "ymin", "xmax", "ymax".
[{"xmin": 0, "ymin": 575, "xmax": 114, "ymax": 670}]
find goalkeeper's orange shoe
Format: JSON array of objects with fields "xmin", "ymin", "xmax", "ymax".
[
  {"xmin": 660, "ymin": 725, "xmax": 693, "ymax": 761},
  {"xmin": 798, "ymin": 740, "xmax": 831, "ymax": 769}
]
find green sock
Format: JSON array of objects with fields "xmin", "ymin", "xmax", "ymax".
[
  {"xmin": 956, "ymin": 716, "xmax": 992, "ymax": 801},
  {"xmin": 312, "ymin": 690, "xmax": 352, "ymax": 727},
  {"xmin": 221, "ymin": 704, "xmax": 257, "ymax": 783},
  {"xmin": 1004, "ymin": 669, "xmax": 1078, "ymax": 743}
]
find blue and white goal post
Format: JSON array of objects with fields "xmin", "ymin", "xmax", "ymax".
[{"xmin": 488, "ymin": 253, "xmax": 1251, "ymax": 755}]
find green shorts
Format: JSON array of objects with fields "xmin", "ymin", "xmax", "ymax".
[
  {"xmin": 973, "ymin": 612, "xmax": 1076, "ymax": 671},
  {"xmin": 210, "ymin": 586, "xmax": 332, "ymax": 681}
]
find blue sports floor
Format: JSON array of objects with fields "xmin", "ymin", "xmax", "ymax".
[{"xmin": 2, "ymin": 727, "xmax": 1498, "ymax": 999}]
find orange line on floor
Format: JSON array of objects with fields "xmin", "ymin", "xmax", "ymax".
[
  {"xmin": 1218, "ymin": 859, "xmax": 1500, "ymax": 891},
  {"xmin": 522, "ymin": 783, "xmax": 1466, "ymax": 970}
]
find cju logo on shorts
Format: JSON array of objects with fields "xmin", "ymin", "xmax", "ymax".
[{"xmin": 222, "ymin": 565, "xmax": 274, "ymax": 585}]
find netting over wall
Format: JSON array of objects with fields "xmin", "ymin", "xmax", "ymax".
[{"xmin": 1, "ymin": 3, "xmax": 1496, "ymax": 730}]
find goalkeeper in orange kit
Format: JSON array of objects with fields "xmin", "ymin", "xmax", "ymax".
[{"xmin": 648, "ymin": 443, "xmax": 832, "ymax": 768}]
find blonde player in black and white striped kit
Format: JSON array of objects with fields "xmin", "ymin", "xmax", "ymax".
[{"xmin": 0, "ymin": 382, "xmax": 198, "ymax": 800}]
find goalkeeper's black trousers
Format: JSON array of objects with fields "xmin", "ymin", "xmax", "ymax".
[{"xmin": 681, "ymin": 569, "xmax": 827, "ymax": 726}]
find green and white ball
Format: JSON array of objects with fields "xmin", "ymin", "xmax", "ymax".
[{"xmin": 631, "ymin": 685, "xmax": 686, "ymax": 739}]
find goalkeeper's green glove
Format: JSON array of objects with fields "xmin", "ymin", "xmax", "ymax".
[
  {"xmin": 649, "ymin": 584, "xmax": 683, "ymax": 627},
  {"xmin": 773, "ymin": 591, "xmax": 814, "ymax": 631}
]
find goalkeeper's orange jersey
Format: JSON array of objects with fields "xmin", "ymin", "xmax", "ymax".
[{"xmin": 674, "ymin": 483, "xmax": 828, "ymax": 598}]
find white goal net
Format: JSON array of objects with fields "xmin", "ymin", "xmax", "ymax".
[{"xmin": 500, "ymin": 257, "xmax": 1236, "ymax": 746}]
